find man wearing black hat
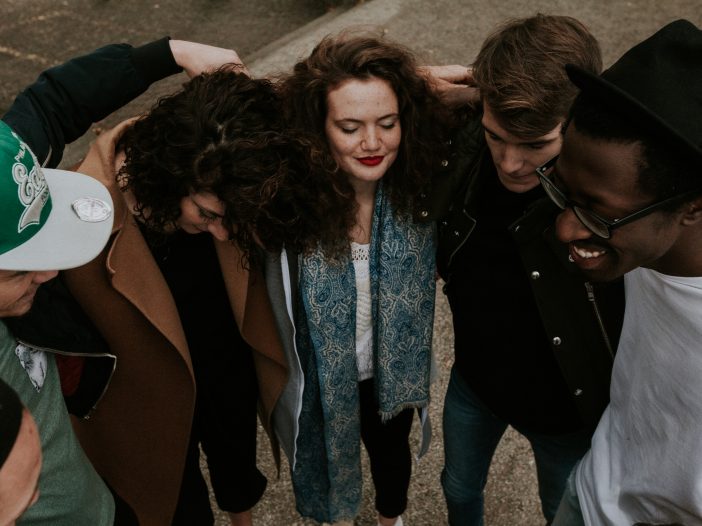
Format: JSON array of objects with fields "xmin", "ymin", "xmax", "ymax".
[{"xmin": 540, "ymin": 19, "xmax": 702, "ymax": 526}]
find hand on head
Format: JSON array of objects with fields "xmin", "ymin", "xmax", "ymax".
[
  {"xmin": 419, "ymin": 64, "xmax": 479, "ymax": 107},
  {"xmin": 169, "ymin": 40, "xmax": 249, "ymax": 78}
]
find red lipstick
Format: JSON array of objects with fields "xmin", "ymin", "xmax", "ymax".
[{"xmin": 358, "ymin": 156, "xmax": 384, "ymax": 166}]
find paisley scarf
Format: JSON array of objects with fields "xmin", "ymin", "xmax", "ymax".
[{"xmin": 292, "ymin": 185, "xmax": 435, "ymax": 522}]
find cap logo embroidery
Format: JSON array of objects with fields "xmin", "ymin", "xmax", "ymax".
[{"xmin": 11, "ymin": 133, "xmax": 49, "ymax": 233}]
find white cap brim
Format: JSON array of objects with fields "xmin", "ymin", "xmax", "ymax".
[{"xmin": 0, "ymin": 169, "xmax": 114, "ymax": 271}]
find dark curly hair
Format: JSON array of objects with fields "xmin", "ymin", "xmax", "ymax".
[
  {"xmin": 277, "ymin": 32, "xmax": 449, "ymax": 256},
  {"xmin": 118, "ymin": 68, "xmax": 310, "ymax": 258}
]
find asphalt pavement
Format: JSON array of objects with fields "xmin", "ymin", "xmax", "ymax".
[
  {"xmin": 0, "ymin": 0, "xmax": 332, "ymax": 166},
  {"xmin": 2, "ymin": 1, "xmax": 701, "ymax": 525}
]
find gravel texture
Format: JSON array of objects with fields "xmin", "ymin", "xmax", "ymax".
[{"xmin": 207, "ymin": 289, "xmax": 543, "ymax": 526}]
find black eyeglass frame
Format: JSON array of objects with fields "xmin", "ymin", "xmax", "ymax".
[{"xmin": 536, "ymin": 155, "xmax": 701, "ymax": 239}]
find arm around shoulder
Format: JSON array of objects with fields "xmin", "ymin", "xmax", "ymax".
[{"xmin": 2, "ymin": 37, "xmax": 181, "ymax": 167}]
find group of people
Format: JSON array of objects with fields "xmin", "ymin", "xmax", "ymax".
[{"xmin": 0, "ymin": 11, "xmax": 700, "ymax": 526}]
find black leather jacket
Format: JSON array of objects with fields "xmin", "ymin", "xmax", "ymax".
[
  {"xmin": 416, "ymin": 116, "xmax": 624, "ymax": 430},
  {"xmin": 5, "ymin": 280, "xmax": 115, "ymax": 418}
]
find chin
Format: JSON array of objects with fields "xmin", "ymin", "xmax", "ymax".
[
  {"xmin": 578, "ymin": 265, "xmax": 624, "ymax": 283},
  {"xmin": 3, "ymin": 304, "xmax": 33, "ymax": 318},
  {"xmin": 180, "ymin": 224, "xmax": 200, "ymax": 235},
  {"xmin": 499, "ymin": 177, "xmax": 540, "ymax": 194}
]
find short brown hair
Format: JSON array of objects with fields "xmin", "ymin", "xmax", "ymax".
[{"xmin": 473, "ymin": 14, "xmax": 602, "ymax": 138}]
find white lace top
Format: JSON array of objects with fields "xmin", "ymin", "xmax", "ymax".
[{"xmin": 351, "ymin": 242, "xmax": 374, "ymax": 381}]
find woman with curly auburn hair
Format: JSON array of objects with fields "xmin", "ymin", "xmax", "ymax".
[
  {"xmin": 270, "ymin": 33, "xmax": 448, "ymax": 526},
  {"xmin": 56, "ymin": 69, "xmax": 294, "ymax": 526}
]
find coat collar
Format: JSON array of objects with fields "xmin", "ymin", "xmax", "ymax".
[
  {"xmin": 215, "ymin": 242, "xmax": 286, "ymax": 369},
  {"xmin": 76, "ymin": 121, "xmax": 192, "ymax": 369}
]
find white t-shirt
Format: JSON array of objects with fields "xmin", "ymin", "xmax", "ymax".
[
  {"xmin": 351, "ymin": 242, "xmax": 374, "ymax": 381},
  {"xmin": 576, "ymin": 267, "xmax": 702, "ymax": 525}
]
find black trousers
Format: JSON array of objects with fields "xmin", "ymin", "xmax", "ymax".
[
  {"xmin": 171, "ymin": 331, "xmax": 266, "ymax": 525},
  {"xmin": 359, "ymin": 378, "xmax": 415, "ymax": 518}
]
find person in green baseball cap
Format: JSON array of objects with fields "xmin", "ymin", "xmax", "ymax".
[
  {"xmin": 0, "ymin": 37, "xmax": 246, "ymax": 526},
  {"xmin": 0, "ymin": 120, "xmax": 119, "ymax": 526}
]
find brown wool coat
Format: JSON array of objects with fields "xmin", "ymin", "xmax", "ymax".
[{"xmin": 63, "ymin": 122, "xmax": 287, "ymax": 525}]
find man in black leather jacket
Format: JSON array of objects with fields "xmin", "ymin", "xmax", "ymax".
[{"xmin": 417, "ymin": 15, "xmax": 624, "ymax": 526}]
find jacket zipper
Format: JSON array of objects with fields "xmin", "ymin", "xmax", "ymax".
[
  {"xmin": 584, "ymin": 282, "xmax": 614, "ymax": 360},
  {"xmin": 16, "ymin": 339, "xmax": 116, "ymax": 419}
]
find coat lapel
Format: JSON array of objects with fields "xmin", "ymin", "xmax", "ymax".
[
  {"xmin": 77, "ymin": 123, "xmax": 192, "ymax": 370},
  {"xmin": 215, "ymin": 242, "xmax": 286, "ymax": 369}
]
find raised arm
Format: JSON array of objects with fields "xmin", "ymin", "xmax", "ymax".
[
  {"xmin": 2, "ymin": 38, "xmax": 245, "ymax": 167},
  {"xmin": 169, "ymin": 39, "xmax": 246, "ymax": 78}
]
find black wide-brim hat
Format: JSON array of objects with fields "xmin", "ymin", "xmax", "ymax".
[{"xmin": 566, "ymin": 19, "xmax": 702, "ymax": 163}]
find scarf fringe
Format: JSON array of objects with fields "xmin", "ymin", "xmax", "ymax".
[{"xmin": 379, "ymin": 398, "xmax": 429, "ymax": 423}]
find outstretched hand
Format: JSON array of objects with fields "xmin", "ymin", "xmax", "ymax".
[{"xmin": 169, "ymin": 40, "xmax": 249, "ymax": 78}]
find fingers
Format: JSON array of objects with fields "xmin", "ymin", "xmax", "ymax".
[
  {"xmin": 419, "ymin": 65, "xmax": 474, "ymax": 86},
  {"xmin": 169, "ymin": 40, "xmax": 250, "ymax": 78},
  {"xmin": 419, "ymin": 65, "xmax": 479, "ymax": 107}
]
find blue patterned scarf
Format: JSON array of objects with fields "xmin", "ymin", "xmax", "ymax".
[{"xmin": 292, "ymin": 185, "xmax": 435, "ymax": 523}]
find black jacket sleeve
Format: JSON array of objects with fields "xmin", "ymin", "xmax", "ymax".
[{"xmin": 1, "ymin": 37, "xmax": 181, "ymax": 167}]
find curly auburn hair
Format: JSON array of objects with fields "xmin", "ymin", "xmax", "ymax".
[
  {"xmin": 473, "ymin": 14, "xmax": 602, "ymax": 138},
  {"xmin": 118, "ymin": 68, "xmax": 309, "ymax": 257},
  {"xmin": 277, "ymin": 33, "xmax": 449, "ymax": 255}
]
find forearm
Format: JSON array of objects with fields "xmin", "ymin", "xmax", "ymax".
[{"xmin": 2, "ymin": 37, "xmax": 181, "ymax": 167}]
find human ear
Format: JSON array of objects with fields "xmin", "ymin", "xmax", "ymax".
[{"xmin": 680, "ymin": 195, "xmax": 702, "ymax": 225}]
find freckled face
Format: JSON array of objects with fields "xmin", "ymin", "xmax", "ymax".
[
  {"xmin": 324, "ymin": 77, "xmax": 401, "ymax": 191},
  {"xmin": 176, "ymin": 191, "xmax": 229, "ymax": 241},
  {"xmin": 482, "ymin": 101, "xmax": 563, "ymax": 193},
  {"xmin": 0, "ymin": 409, "xmax": 42, "ymax": 526},
  {"xmin": 0, "ymin": 270, "xmax": 57, "ymax": 318}
]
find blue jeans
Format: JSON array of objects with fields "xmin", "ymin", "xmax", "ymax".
[
  {"xmin": 551, "ymin": 468, "xmax": 586, "ymax": 526},
  {"xmin": 441, "ymin": 367, "xmax": 591, "ymax": 526}
]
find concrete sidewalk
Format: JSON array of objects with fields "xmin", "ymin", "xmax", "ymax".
[
  {"xmin": 249, "ymin": 0, "xmax": 702, "ymax": 74},
  {"xmin": 0, "ymin": 0, "xmax": 333, "ymax": 168}
]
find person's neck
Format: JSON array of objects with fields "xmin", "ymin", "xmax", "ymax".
[
  {"xmin": 648, "ymin": 225, "xmax": 702, "ymax": 277},
  {"xmin": 349, "ymin": 178, "xmax": 378, "ymax": 245},
  {"xmin": 349, "ymin": 177, "xmax": 378, "ymax": 203}
]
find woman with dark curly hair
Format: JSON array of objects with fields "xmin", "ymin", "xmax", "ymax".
[
  {"xmin": 57, "ymin": 69, "xmax": 294, "ymax": 526},
  {"xmin": 270, "ymin": 34, "xmax": 449, "ymax": 526}
]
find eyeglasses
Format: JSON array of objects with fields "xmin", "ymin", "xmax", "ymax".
[{"xmin": 536, "ymin": 155, "xmax": 699, "ymax": 239}]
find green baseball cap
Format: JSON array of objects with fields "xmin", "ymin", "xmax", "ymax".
[{"xmin": 0, "ymin": 121, "xmax": 113, "ymax": 271}]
